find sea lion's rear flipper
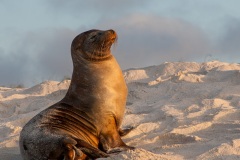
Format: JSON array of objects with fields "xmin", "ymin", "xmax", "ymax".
[
  {"xmin": 63, "ymin": 137, "xmax": 86, "ymax": 160},
  {"xmin": 63, "ymin": 137, "xmax": 108, "ymax": 159},
  {"xmin": 74, "ymin": 138, "xmax": 109, "ymax": 159},
  {"xmin": 119, "ymin": 126, "xmax": 134, "ymax": 137}
]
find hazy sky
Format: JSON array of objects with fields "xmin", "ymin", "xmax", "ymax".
[{"xmin": 1, "ymin": 0, "xmax": 240, "ymax": 87}]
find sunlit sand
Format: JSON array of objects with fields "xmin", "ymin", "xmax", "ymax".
[{"xmin": 1, "ymin": 61, "xmax": 240, "ymax": 159}]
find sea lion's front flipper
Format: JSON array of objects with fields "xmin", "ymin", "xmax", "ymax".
[
  {"xmin": 100, "ymin": 135, "xmax": 135, "ymax": 154},
  {"xmin": 99, "ymin": 129, "xmax": 135, "ymax": 154},
  {"xmin": 106, "ymin": 146, "xmax": 135, "ymax": 154},
  {"xmin": 119, "ymin": 126, "xmax": 134, "ymax": 137}
]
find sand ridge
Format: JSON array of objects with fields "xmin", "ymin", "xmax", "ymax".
[{"xmin": 1, "ymin": 61, "xmax": 240, "ymax": 159}]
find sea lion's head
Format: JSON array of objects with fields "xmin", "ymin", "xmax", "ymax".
[{"xmin": 71, "ymin": 29, "xmax": 117, "ymax": 63}]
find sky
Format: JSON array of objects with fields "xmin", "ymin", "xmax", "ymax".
[{"xmin": 1, "ymin": 0, "xmax": 240, "ymax": 87}]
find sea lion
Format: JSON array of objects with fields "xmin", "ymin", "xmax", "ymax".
[{"xmin": 19, "ymin": 29, "xmax": 134, "ymax": 160}]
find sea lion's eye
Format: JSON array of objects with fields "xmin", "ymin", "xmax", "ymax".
[{"xmin": 90, "ymin": 35, "xmax": 96, "ymax": 40}]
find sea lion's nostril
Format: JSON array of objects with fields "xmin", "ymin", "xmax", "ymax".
[{"xmin": 23, "ymin": 144, "xmax": 28, "ymax": 150}]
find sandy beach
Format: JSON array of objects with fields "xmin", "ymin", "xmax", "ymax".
[{"xmin": 1, "ymin": 61, "xmax": 240, "ymax": 160}]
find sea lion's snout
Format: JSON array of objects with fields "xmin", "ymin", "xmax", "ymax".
[
  {"xmin": 105, "ymin": 29, "xmax": 117, "ymax": 43},
  {"xmin": 108, "ymin": 29, "xmax": 115, "ymax": 34}
]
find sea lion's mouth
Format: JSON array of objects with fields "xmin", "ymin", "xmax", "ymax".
[
  {"xmin": 83, "ymin": 42, "xmax": 113, "ymax": 61},
  {"xmin": 110, "ymin": 37, "xmax": 117, "ymax": 42}
]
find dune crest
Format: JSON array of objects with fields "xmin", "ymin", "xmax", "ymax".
[{"xmin": 1, "ymin": 61, "xmax": 240, "ymax": 159}]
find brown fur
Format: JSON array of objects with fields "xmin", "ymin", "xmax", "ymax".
[{"xmin": 19, "ymin": 29, "xmax": 133, "ymax": 160}]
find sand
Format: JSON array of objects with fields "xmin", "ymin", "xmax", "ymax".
[{"xmin": 1, "ymin": 61, "xmax": 240, "ymax": 160}]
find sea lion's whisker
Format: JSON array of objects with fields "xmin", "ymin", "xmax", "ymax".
[
  {"xmin": 92, "ymin": 49, "xmax": 96, "ymax": 61},
  {"xmin": 100, "ymin": 41, "xmax": 105, "ymax": 57}
]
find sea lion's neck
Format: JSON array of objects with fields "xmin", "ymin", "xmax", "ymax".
[{"xmin": 61, "ymin": 56, "xmax": 123, "ymax": 106}]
